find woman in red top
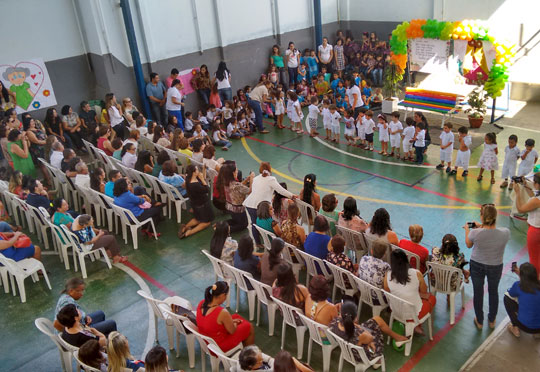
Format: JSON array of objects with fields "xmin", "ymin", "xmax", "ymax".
[
  {"xmin": 398, "ymin": 224, "xmax": 429, "ymax": 274},
  {"xmin": 97, "ymin": 125, "xmax": 114, "ymax": 156},
  {"xmin": 196, "ymin": 281, "xmax": 254, "ymax": 352}
]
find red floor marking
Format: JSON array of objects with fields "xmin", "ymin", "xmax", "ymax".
[
  {"xmin": 397, "ymin": 246, "xmax": 530, "ymax": 372},
  {"xmin": 124, "ymin": 261, "xmax": 176, "ymax": 297}
]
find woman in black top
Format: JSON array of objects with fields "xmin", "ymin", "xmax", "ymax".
[
  {"xmin": 56, "ymin": 304, "xmax": 106, "ymax": 348},
  {"xmin": 179, "ymin": 164, "xmax": 214, "ymax": 238},
  {"xmin": 414, "ymin": 112, "xmax": 431, "ymax": 154},
  {"xmin": 44, "ymin": 107, "xmax": 74, "ymax": 149}
]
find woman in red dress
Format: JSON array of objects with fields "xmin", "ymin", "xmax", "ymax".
[{"xmin": 196, "ymin": 281, "xmax": 255, "ymax": 352}]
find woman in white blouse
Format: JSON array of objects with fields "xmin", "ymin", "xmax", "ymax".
[
  {"xmin": 318, "ymin": 36, "xmax": 334, "ymax": 73},
  {"xmin": 121, "ymin": 142, "xmax": 137, "ymax": 169},
  {"xmin": 105, "ymin": 93, "xmax": 127, "ymax": 139}
]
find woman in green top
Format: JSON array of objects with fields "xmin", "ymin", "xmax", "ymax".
[
  {"xmin": 52, "ymin": 198, "xmax": 74, "ymax": 228},
  {"xmin": 270, "ymin": 45, "xmax": 288, "ymax": 89},
  {"xmin": 256, "ymin": 201, "xmax": 281, "ymax": 237},
  {"xmin": 6, "ymin": 129, "xmax": 36, "ymax": 178},
  {"xmin": 320, "ymin": 193, "xmax": 339, "ymax": 235}
]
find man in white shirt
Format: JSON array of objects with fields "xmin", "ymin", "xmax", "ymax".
[
  {"xmin": 166, "ymin": 79, "xmax": 184, "ymax": 130},
  {"xmin": 318, "ymin": 37, "xmax": 334, "ymax": 73},
  {"xmin": 74, "ymin": 161, "xmax": 90, "ymax": 189},
  {"xmin": 50, "ymin": 141, "xmax": 65, "ymax": 169}
]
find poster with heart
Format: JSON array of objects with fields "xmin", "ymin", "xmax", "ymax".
[{"xmin": 0, "ymin": 58, "xmax": 57, "ymax": 113}]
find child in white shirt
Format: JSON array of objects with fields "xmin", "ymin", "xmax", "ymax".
[
  {"xmin": 237, "ymin": 111, "xmax": 251, "ymax": 136},
  {"xmin": 451, "ymin": 126, "xmax": 472, "ymax": 177},
  {"xmin": 364, "ymin": 110, "xmax": 376, "ymax": 151},
  {"xmin": 221, "ymin": 101, "xmax": 234, "ymax": 124},
  {"xmin": 226, "ymin": 118, "xmax": 243, "ymax": 139},
  {"xmin": 401, "ymin": 118, "xmax": 415, "ymax": 161},
  {"xmin": 192, "ymin": 124, "xmax": 211, "ymax": 145},
  {"xmin": 212, "ymin": 123, "xmax": 231, "ymax": 151},
  {"xmin": 183, "ymin": 112, "xmax": 194, "ymax": 133},
  {"xmin": 500, "ymin": 134, "xmax": 520, "ymax": 189},
  {"xmin": 355, "ymin": 109, "xmax": 366, "ymax": 148},
  {"xmin": 307, "ymin": 96, "xmax": 320, "ymax": 137},
  {"xmin": 329, "ymin": 104, "xmax": 342, "ymax": 143},
  {"xmin": 286, "ymin": 92, "xmax": 295, "ymax": 129},
  {"xmin": 412, "ymin": 122, "xmax": 426, "ymax": 164},
  {"xmin": 437, "ymin": 123, "xmax": 455, "ymax": 172},
  {"xmin": 198, "ymin": 110, "xmax": 210, "ymax": 131},
  {"xmin": 321, "ymin": 99, "xmax": 332, "ymax": 140},
  {"xmin": 343, "ymin": 109, "xmax": 356, "ymax": 145},
  {"xmin": 388, "ymin": 111, "xmax": 403, "ymax": 157},
  {"xmin": 518, "ymin": 138, "xmax": 538, "ymax": 176},
  {"xmin": 289, "ymin": 91, "xmax": 304, "ymax": 133},
  {"xmin": 275, "ymin": 91, "xmax": 285, "ymax": 129},
  {"xmin": 476, "ymin": 132, "xmax": 499, "ymax": 184},
  {"xmin": 376, "ymin": 114, "xmax": 389, "ymax": 155}
]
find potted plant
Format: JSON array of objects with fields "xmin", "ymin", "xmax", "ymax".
[
  {"xmin": 464, "ymin": 86, "xmax": 488, "ymax": 128},
  {"xmin": 382, "ymin": 64, "xmax": 402, "ymax": 114}
]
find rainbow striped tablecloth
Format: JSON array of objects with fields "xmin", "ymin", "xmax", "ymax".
[{"xmin": 399, "ymin": 88, "xmax": 462, "ymax": 114}]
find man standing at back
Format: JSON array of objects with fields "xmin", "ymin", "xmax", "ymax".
[{"xmin": 146, "ymin": 72, "xmax": 167, "ymax": 126}]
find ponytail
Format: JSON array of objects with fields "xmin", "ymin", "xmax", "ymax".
[
  {"xmin": 341, "ymin": 301, "xmax": 358, "ymax": 342},
  {"xmin": 202, "ymin": 281, "xmax": 229, "ymax": 315},
  {"xmin": 302, "ymin": 173, "xmax": 317, "ymax": 205}
]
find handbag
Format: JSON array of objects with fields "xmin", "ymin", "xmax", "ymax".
[{"xmin": 0, "ymin": 233, "xmax": 32, "ymax": 248}]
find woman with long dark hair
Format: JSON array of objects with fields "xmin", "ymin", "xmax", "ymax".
[
  {"xmin": 45, "ymin": 107, "xmax": 72, "ymax": 148},
  {"xmin": 384, "ymin": 250, "xmax": 436, "ymax": 335},
  {"xmin": 214, "ymin": 61, "xmax": 232, "ymax": 105},
  {"xmin": 329, "ymin": 301, "xmax": 408, "ymax": 363},
  {"xmin": 89, "ymin": 167, "xmax": 106, "ymax": 193},
  {"xmin": 366, "ymin": 208, "xmax": 399, "ymax": 254},
  {"xmin": 0, "ymin": 80, "xmax": 15, "ymax": 110},
  {"xmin": 300, "ymin": 173, "xmax": 321, "ymax": 213},
  {"xmin": 285, "ymin": 42, "xmax": 300, "ymax": 86},
  {"xmin": 260, "ymin": 237, "xmax": 285, "ymax": 286},
  {"xmin": 179, "ymin": 164, "xmax": 214, "ymax": 238},
  {"xmin": 273, "ymin": 182, "xmax": 292, "ymax": 224},
  {"xmin": 233, "ymin": 235, "xmax": 262, "ymax": 279},
  {"xmin": 272, "ymin": 262, "xmax": 308, "ymax": 310},
  {"xmin": 196, "ymin": 281, "xmax": 254, "ymax": 352},
  {"xmin": 273, "ymin": 350, "xmax": 313, "ymax": 372},
  {"xmin": 192, "ymin": 64, "xmax": 211, "ymax": 105},
  {"xmin": 505, "ymin": 263, "xmax": 540, "ymax": 337},
  {"xmin": 210, "ymin": 221, "xmax": 238, "ymax": 265},
  {"xmin": 134, "ymin": 150, "xmax": 154, "ymax": 174},
  {"xmin": 269, "ymin": 45, "xmax": 288, "ymax": 90},
  {"xmin": 338, "ymin": 196, "xmax": 367, "ymax": 232}
]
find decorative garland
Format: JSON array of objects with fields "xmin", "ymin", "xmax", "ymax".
[{"xmin": 389, "ymin": 19, "xmax": 515, "ymax": 98}]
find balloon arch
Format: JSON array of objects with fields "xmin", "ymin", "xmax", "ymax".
[{"xmin": 388, "ymin": 19, "xmax": 516, "ymax": 98}]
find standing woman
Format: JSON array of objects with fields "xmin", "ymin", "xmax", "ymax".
[
  {"xmin": 166, "ymin": 79, "xmax": 184, "ymax": 130},
  {"xmin": 7, "ymin": 129, "xmax": 37, "ymax": 178},
  {"xmin": 333, "ymin": 38, "xmax": 346, "ymax": 77},
  {"xmin": 270, "ymin": 45, "xmax": 288, "ymax": 90},
  {"xmin": 514, "ymin": 173, "xmax": 540, "ymax": 275},
  {"xmin": 222, "ymin": 164, "xmax": 254, "ymax": 233},
  {"xmin": 23, "ymin": 115, "xmax": 50, "ymax": 185},
  {"xmin": 105, "ymin": 93, "xmax": 127, "ymax": 140},
  {"xmin": 465, "ymin": 204, "xmax": 510, "ymax": 329},
  {"xmin": 179, "ymin": 164, "xmax": 214, "ymax": 238},
  {"xmin": 285, "ymin": 42, "xmax": 300, "ymax": 87},
  {"xmin": 214, "ymin": 61, "xmax": 233, "ymax": 105},
  {"xmin": 192, "ymin": 64, "xmax": 211, "ymax": 106},
  {"xmin": 318, "ymin": 37, "xmax": 334, "ymax": 73}
]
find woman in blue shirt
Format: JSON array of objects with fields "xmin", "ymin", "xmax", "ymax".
[
  {"xmin": 158, "ymin": 160, "xmax": 187, "ymax": 197},
  {"xmin": 113, "ymin": 178, "xmax": 162, "ymax": 238},
  {"xmin": 304, "ymin": 215, "xmax": 331, "ymax": 274},
  {"xmin": 505, "ymin": 263, "xmax": 540, "ymax": 337}
]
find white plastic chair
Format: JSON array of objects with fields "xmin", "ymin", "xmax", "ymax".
[
  {"xmin": 12, "ymin": 196, "xmax": 34, "ymax": 234},
  {"xmin": 45, "ymin": 219, "xmax": 74, "ymax": 270},
  {"xmin": 384, "ymin": 290, "xmax": 433, "ymax": 356},
  {"xmin": 156, "ymin": 177, "xmax": 189, "ymax": 223},
  {"xmin": 35, "ymin": 317, "xmax": 76, "ymax": 372},
  {"xmin": 336, "ymin": 225, "xmax": 369, "ymax": 262},
  {"xmin": 136, "ymin": 289, "xmax": 176, "ymax": 350},
  {"xmin": 73, "ymin": 349, "xmax": 101, "ymax": 372},
  {"xmin": 351, "ymin": 276, "xmax": 388, "ymax": 319},
  {"xmin": 294, "ymin": 199, "xmax": 316, "ymax": 232},
  {"xmin": 391, "ymin": 244, "xmax": 421, "ymax": 271},
  {"xmin": 207, "ymin": 344, "xmax": 240, "ymax": 371},
  {"xmin": 244, "ymin": 276, "xmax": 278, "ymax": 336},
  {"xmin": 271, "ymin": 296, "xmax": 307, "ymax": 359},
  {"xmin": 110, "ymin": 203, "xmax": 157, "ymax": 249},
  {"xmin": 60, "ymin": 225, "xmax": 112, "ymax": 279},
  {"xmin": 426, "ymin": 261, "xmax": 465, "ymax": 325},
  {"xmin": 56, "ymin": 332, "xmax": 81, "ymax": 369},
  {"xmin": 220, "ymin": 262, "xmax": 257, "ymax": 321},
  {"xmin": 161, "ymin": 303, "xmax": 197, "ymax": 367},
  {"xmin": 183, "ymin": 320, "xmax": 242, "ymax": 372},
  {"xmin": 295, "ymin": 249, "xmax": 333, "ymax": 286},
  {"xmin": 281, "ymin": 241, "xmax": 305, "ymax": 280},
  {"xmin": 0, "ymin": 255, "xmax": 51, "ymax": 303},
  {"xmin": 326, "ymin": 261, "xmax": 358, "ymax": 302},
  {"xmin": 252, "ymin": 224, "xmax": 276, "ymax": 249},
  {"xmin": 27, "ymin": 204, "xmax": 52, "ymax": 250},
  {"xmin": 316, "ymin": 211, "xmax": 337, "ymax": 236},
  {"xmin": 201, "ymin": 249, "xmax": 232, "ymax": 308},
  {"xmin": 327, "ymin": 328, "xmax": 386, "ymax": 372},
  {"xmin": 297, "ymin": 313, "xmax": 338, "ymax": 372}
]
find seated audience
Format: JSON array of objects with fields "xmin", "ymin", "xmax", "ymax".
[
  {"xmin": 90, "ymin": 167, "xmax": 106, "ymax": 193},
  {"xmin": 326, "ymin": 234, "xmax": 355, "ymax": 288},
  {"xmin": 280, "ymin": 203, "xmax": 306, "ymax": 250},
  {"xmin": 358, "ymin": 239, "xmax": 391, "ymax": 303},
  {"xmin": 121, "ymin": 143, "xmax": 137, "ymax": 169},
  {"xmin": 105, "ymin": 170, "xmax": 122, "ymax": 197},
  {"xmin": 61, "ymin": 148, "xmax": 76, "ymax": 173},
  {"xmin": 97, "ymin": 125, "xmax": 115, "ymax": 156},
  {"xmin": 399, "ymin": 224, "xmax": 429, "ymax": 273},
  {"xmin": 72, "ymin": 214, "xmax": 127, "ymax": 263},
  {"xmin": 299, "ymin": 173, "xmax": 321, "ymax": 215},
  {"xmin": 51, "ymin": 198, "xmax": 75, "ymax": 228},
  {"xmin": 338, "ymin": 196, "xmax": 367, "ymax": 232},
  {"xmin": 304, "ymin": 275, "xmax": 338, "ymax": 325},
  {"xmin": 272, "ymin": 183, "xmax": 293, "ymax": 224},
  {"xmin": 78, "ymin": 339, "xmax": 108, "ymax": 371},
  {"xmin": 56, "ymin": 304, "xmax": 106, "ymax": 348},
  {"xmin": 210, "ymin": 221, "xmax": 238, "ymax": 265},
  {"xmin": 196, "ymin": 281, "xmax": 255, "ymax": 352},
  {"xmin": 234, "ymin": 235, "xmax": 262, "ymax": 280},
  {"xmin": 75, "ymin": 161, "xmax": 91, "ymax": 188},
  {"xmin": 202, "ymin": 144, "xmax": 224, "ymax": 172},
  {"xmin": 112, "ymin": 137, "xmax": 123, "ymax": 160},
  {"xmin": 304, "ymin": 216, "xmax": 331, "ymax": 264},
  {"xmin": 320, "ymin": 193, "xmax": 339, "ymax": 235},
  {"xmin": 191, "ymin": 139, "xmax": 204, "ymax": 163},
  {"xmin": 0, "ymin": 231, "xmax": 41, "ymax": 262},
  {"xmin": 135, "ymin": 150, "xmax": 154, "ymax": 174},
  {"xmin": 108, "ymin": 331, "xmax": 145, "ymax": 372},
  {"xmin": 124, "ymin": 129, "xmax": 140, "ymax": 150},
  {"xmin": 261, "ymin": 237, "xmax": 285, "ymax": 286},
  {"xmin": 273, "ymin": 350, "xmax": 313, "ymax": 372},
  {"xmin": 384, "ymin": 250, "xmax": 436, "ymax": 334},
  {"xmin": 256, "ymin": 201, "xmax": 281, "ymax": 236},
  {"xmin": 54, "ymin": 277, "xmax": 117, "ymax": 335},
  {"xmin": 159, "ymin": 159, "xmax": 187, "ymax": 197},
  {"xmin": 25, "ymin": 179, "xmax": 51, "ymax": 210},
  {"xmin": 272, "ymin": 263, "xmax": 309, "ymax": 312},
  {"xmin": 505, "ymin": 263, "xmax": 540, "ymax": 337},
  {"xmin": 179, "ymin": 164, "xmax": 214, "ymax": 238},
  {"xmin": 152, "ymin": 150, "xmax": 170, "ymax": 177},
  {"xmin": 50, "ymin": 141, "xmax": 64, "ymax": 169},
  {"xmin": 144, "ymin": 345, "xmax": 172, "ymax": 372},
  {"xmin": 431, "ymin": 234, "xmax": 469, "ymax": 289},
  {"xmin": 238, "ymin": 345, "xmax": 274, "ymax": 371},
  {"xmin": 8, "ymin": 170, "xmax": 25, "ymax": 198},
  {"xmin": 221, "ymin": 163, "xmax": 252, "ymax": 233},
  {"xmin": 366, "ymin": 208, "xmax": 399, "ymax": 261}
]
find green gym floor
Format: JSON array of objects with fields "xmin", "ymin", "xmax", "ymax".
[{"xmin": 3, "ymin": 104, "xmax": 540, "ymax": 372}]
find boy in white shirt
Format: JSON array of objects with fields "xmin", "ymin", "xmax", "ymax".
[
  {"xmin": 451, "ymin": 126, "xmax": 472, "ymax": 176},
  {"xmin": 321, "ymin": 99, "xmax": 332, "ymax": 140},
  {"xmin": 412, "ymin": 122, "xmax": 426, "ymax": 164},
  {"xmin": 518, "ymin": 138, "xmax": 538, "ymax": 176},
  {"xmin": 184, "ymin": 111, "xmax": 195, "ymax": 134},
  {"xmin": 401, "ymin": 118, "xmax": 415, "ymax": 161},
  {"xmin": 355, "ymin": 109, "xmax": 366, "ymax": 148},
  {"xmin": 198, "ymin": 110, "xmax": 210, "ymax": 131},
  {"xmin": 389, "ymin": 111, "xmax": 403, "ymax": 157},
  {"xmin": 226, "ymin": 118, "xmax": 243, "ymax": 139},
  {"xmin": 329, "ymin": 104, "xmax": 342, "ymax": 143},
  {"xmin": 343, "ymin": 109, "xmax": 356, "ymax": 146},
  {"xmin": 436, "ymin": 123, "xmax": 455, "ymax": 172},
  {"xmin": 500, "ymin": 134, "xmax": 520, "ymax": 189},
  {"xmin": 307, "ymin": 96, "xmax": 320, "ymax": 137},
  {"xmin": 363, "ymin": 110, "xmax": 376, "ymax": 151}
]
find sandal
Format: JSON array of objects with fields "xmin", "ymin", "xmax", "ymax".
[
  {"xmin": 474, "ymin": 317, "xmax": 483, "ymax": 330},
  {"xmin": 177, "ymin": 224, "xmax": 187, "ymax": 239},
  {"xmin": 507, "ymin": 323, "xmax": 520, "ymax": 338},
  {"xmin": 477, "ymin": 176, "xmax": 483, "ymax": 182}
]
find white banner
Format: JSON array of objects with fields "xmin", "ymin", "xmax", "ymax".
[
  {"xmin": 0, "ymin": 58, "xmax": 57, "ymax": 113},
  {"xmin": 409, "ymin": 38, "xmax": 450, "ymax": 73}
]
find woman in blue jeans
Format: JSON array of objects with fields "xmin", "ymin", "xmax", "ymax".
[
  {"xmin": 214, "ymin": 61, "xmax": 233, "ymax": 105},
  {"xmin": 465, "ymin": 204, "xmax": 510, "ymax": 329}
]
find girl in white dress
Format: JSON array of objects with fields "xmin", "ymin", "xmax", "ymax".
[
  {"xmin": 274, "ymin": 91, "xmax": 285, "ymax": 129},
  {"xmin": 376, "ymin": 114, "xmax": 390, "ymax": 155},
  {"xmin": 289, "ymin": 91, "xmax": 304, "ymax": 133},
  {"xmin": 477, "ymin": 132, "xmax": 499, "ymax": 184}
]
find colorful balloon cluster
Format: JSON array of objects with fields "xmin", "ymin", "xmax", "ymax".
[{"xmin": 388, "ymin": 19, "xmax": 515, "ymax": 98}]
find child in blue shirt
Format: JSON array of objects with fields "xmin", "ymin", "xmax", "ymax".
[
  {"xmin": 330, "ymin": 73, "xmax": 341, "ymax": 91},
  {"xmin": 336, "ymin": 95, "xmax": 349, "ymax": 111},
  {"xmin": 335, "ymin": 80, "xmax": 346, "ymax": 100},
  {"xmin": 307, "ymin": 49, "xmax": 319, "ymax": 80}
]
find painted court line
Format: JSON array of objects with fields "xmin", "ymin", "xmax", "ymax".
[
  {"xmin": 244, "ymin": 136, "xmax": 511, "ymax": 211},
  {"xmin": 124, "ymin": 261, "xmax": 176, "ymax": 297}
]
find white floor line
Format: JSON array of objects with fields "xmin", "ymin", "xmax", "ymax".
[
  {"xmin": 458, "ymin": 317, "xmax": 510, "ymax": 372},
  {"xmin": 497, "ymin": 124, "xmax": 540, "ymax": 134},
  {"xmin": 114, "ymin": 262, "xmax": 156, "ymax": 358},
  {"xmin": 313, "ymin": 136, "xmax": 483, "ymax": 169}
]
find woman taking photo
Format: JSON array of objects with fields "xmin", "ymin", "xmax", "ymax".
[
  {"xmin": 465, "ymin": 203, "xmax": 510, "ymax": 329},
  {"xmin": 214, "ymin": 61, "xmax": 233, "ymax": 104},
  {"xmin": 505, "ymin": 263, "xmax": 540, "ymax": 337},
  {"xmin": 7, "ymin": 129, "xmax": 36, "ymax": 178},
  {"xmin": 514, "ymin": 173, "xmax": 540, "ymax": 275},
  {"xmin": 196, "ymin": 281, "xmax": 255, "ymax": 352},
  {"xmin": 192, "ymin": 64, "xmax": 211, "ymax": 105},
  {"xmin": 179, "ymin": 164, "xmax": 214, "ymax": 238}
]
